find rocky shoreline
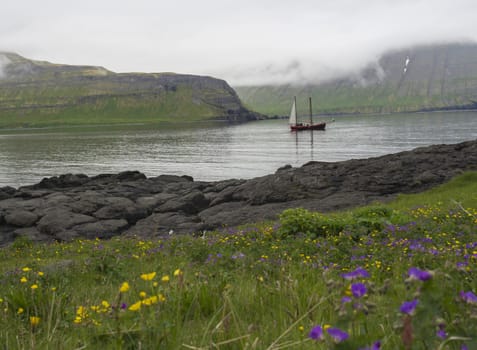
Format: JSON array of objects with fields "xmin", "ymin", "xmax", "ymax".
[{"xmin": 0, "ymin": 140, "xmax": 476, "ymax": 245}]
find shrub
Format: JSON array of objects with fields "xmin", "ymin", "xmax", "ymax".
[
  {"xmin": 351, "ymin": 205, "xmax": 394, "ymax": 233},
  {"xmin": 278, "ymin": 208, "xmax": 346, "ymax": 238}
]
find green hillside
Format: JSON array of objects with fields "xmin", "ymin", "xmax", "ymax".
[
  {"xmin": 235, "ymin": 43, "xmax": 477, "ymax": 116},
  {"xmin": 0, "ymin": 53, "xmax": 260, "ymax": 128}
]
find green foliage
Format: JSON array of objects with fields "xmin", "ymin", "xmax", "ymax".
[
  {"xmin": 278, "ymin": 171, "xmax": 476, "ymax": 240},
  {"xmin": 278, "ymin": 205, "xmax": 411, "ymax": 238},
  {"xmin": 278, "ymin": 208, "xmax": 347, "ymax": 238},
  {"xmin": 351, "ymin": 204, "xmax": 394, "ymax": 234},
  {"xmin": 0, "ymin": 176, "xmax": 476, "ymax": 348},
  {"xmin": 11, "ymin": 235, "xmax": 33, "ymax": 250}
]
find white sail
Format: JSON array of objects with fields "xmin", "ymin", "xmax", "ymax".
[{"xmin": 289, "ymin": 100, "xmax": 297, "ymax": 125}]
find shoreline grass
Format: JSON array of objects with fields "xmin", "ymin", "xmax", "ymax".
[{"xmin": 0, "ymin": 172, "xmax": 476, "ymax": 349}]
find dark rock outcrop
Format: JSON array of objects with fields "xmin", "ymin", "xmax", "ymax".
[{"xmin": 0, "ymin": 140, "xmax": 476, "ymax": 245}]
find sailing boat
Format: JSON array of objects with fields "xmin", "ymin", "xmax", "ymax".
[{"xmin": 289, "ymin": 96, "xmax": 326, "ymax": 131}]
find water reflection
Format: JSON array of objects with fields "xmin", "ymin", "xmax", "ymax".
[{"xmin": 0, "ymin": 111, "xmax": 476, "ymax": 188}]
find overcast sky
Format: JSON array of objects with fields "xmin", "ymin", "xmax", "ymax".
[{"xmin": 1, "ymin": 0, "xmax": 476, "ymax": 85}]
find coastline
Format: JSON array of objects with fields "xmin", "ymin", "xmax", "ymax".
[{"xmin": 0, "ymin": 140, "xmax": 476, "ymax": 245}]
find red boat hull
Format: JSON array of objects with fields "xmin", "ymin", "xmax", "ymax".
[{"xmin": 290, "ymin": 122, "xmax": 326, "ymax": 131}]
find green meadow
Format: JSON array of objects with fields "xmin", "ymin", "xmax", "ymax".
[
  {"xmin": 0, "ymin": 172, "xmax": 476, "ymax": 349},
  {"xmin": 235, "ymin": 84, "xmax": 463, "ymax": 117},
  {"xmin": 0, "ymin": 87, "xmax": 224, "ymax": 129}
]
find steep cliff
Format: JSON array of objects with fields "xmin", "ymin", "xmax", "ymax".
[
  {"xmin": 0, "ymin": 53, "xmax": 261, "ymax": 128},
  {"xmin": 235, "ymin": 43, "xmax": 477, "ymax": 116}
]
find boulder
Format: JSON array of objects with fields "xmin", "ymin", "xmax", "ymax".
[
  {"xmin": 93, "ymin": 197, "xmax": 149, "ymax": 223},
  {"xmin": 37, "ymin": 209, "xmax": 96, "ymax": 235},
  {"xmin": 4, "ymin": 210, "xmax": 38, "ymax": 227},
  {"xmin": 0, "ymin": 186, "xmax": 16, "ymax": 200},
  {"xmin": 33, "ymin": 173, "xmax": 89, "ymax": 189},
  {"xmin": 157, "ymin": 190, "xmax": 209, "ymax": 214},
  {"xmin": 135, "ymin": 193, "xmax": 177, "ymax": 211},
  {"xmin": 70, "ymin": 219, "xmax": 129, "ymax": 239},
  {"xmin": 126, "ymin": 212, "xmax": 205, "ymax": 237}
]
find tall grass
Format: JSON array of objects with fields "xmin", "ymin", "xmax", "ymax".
[{"xmin": 0, "ymin": 172, "xmax": 476, "ymax": 349}]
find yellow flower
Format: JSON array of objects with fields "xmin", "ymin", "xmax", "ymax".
[
  {"xmin": 22, "ymin": 267, "xmax": 31, "ymax": 272},
  {"xmin": 161, "ymin": 275, "xmax": 170, "ymax": 282},
  {"xmin": 298, "ymin": 325, "xmax": 305, "ymax": 332},
  {"xmin": 173, "ymin": 269, "xmax": 182, "ymax": 277},
  {"xmin": 323, "ymin": 324, "xmax": 332, "ymax": 331},
  {"xmin": 119, "ymin": 282, "xmax": 130, "ymax": 293},
  {"xmin": 20, "ymin": 277, "xmax": 27, "ymax": 283},
  {"xmin": 37, "ymin": 271, "xmax": 44, "ymax": 277},
  {"xmin": 140, "ymin": 272, "xmax": 156, "ymax": 281},
  {"xmin": 158, "ymin": 294, "xmax": 166, "ymax": 303},
  {"xmin": 30, "ymin": 316, "xmax": 41, "ymax": 327},
  {"xmin": 101, "ymin": 300, "xmax": 110, "ymax": 309},
  {"xmin": 76, "ymin": 306, "xmax": 88, "ymax": 318},
  {"xmin": 30, "ymin": 284, "xmax": 39, "ymax": 290},
  {"xmin": 142, "ymin": 295, "xmax": 158, "ymax": 306},
  {"xmin": 139, "ymin": 291, "xmax": 147, "ymax": 299},
  {"xmin": 17, "ymin": 307, "xmax": 24, "ymax": 314},
  {"xmin": 128, "ymin": 301, "xmax": 142, "ymax": 311}
]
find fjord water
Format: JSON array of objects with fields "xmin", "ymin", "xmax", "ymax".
[{"xmin": 0, "ymin": 111, "xmax": 476, "ymax": 188}]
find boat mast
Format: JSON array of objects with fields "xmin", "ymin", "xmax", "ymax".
[
  {"xmin": 309, "ymin": 97, "xmax": 313, "ymax": 125},
  {"xmin": 294, "ymin": 96, "xmax": 298, "ymax": 126}
]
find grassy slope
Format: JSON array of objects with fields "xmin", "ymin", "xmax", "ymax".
[
  {"xmin": 389, "ymin": 171, "xmax": 477, "ymax": 211},
  {"xmin": 0, "ymin": 54, "xmax": 247, "ymax": 128},
  {"xmin": 236, "ymin": 81, "xmax": 469, "ymax": 117},
  {"xmin": 0, "ymin": 172, "xmax": 475, "ymax": 349},
  {"xmin": 0, "ymin": 87, "xmax": 222, "ymax": 128}
]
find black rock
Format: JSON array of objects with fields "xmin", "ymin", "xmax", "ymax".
[{"xmin": 0, "ymin": 140, "xmax": 475, "ymax": 244}]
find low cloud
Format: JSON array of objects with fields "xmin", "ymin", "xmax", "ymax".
[
  {"xmin": 0, "ymin": 54, "xmax": 11, "ymax": 79},
  {"xmin": 1, "ymin": 0, "xmax": 477, "ymax": 86}
]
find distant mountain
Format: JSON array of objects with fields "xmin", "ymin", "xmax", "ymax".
[
  {"xmin": 0, "ymin": 53, "xmax": 261, "ymax": 128},
  {"xmin": 235, "ymin": 43, "xmax": 477, "ymax": 116}
]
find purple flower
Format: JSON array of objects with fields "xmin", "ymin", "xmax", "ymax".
[
  {"xmin": 436, "ymin": 328, "xmax": 447, "ymax": 339},
  {"xmin": 371, "ymin": 341, "xmax": 381, "ymax": 350},
  {"xmin": 341, "ymin": 296, "xmax": 352, "ymax": 304},
  {"xmin": 327, "ymin": 327, "xmax": 349, "ymax": 343},
  {"xmin": 460, "ymin": 291, "xmax": 477, "ymax": 304},
  {"xmin": 400, "ymin": 299, "xmax": 418, "ymax": 315},
  {"xmin": 309, "ymin": 325, "xmax": 324, "ymax": 340},
  {"xmin": 351, "ymin": 282, "xmax": 367, "ymax": 298},
  {"xmin": 342, "ymin": 267, "xmax": 370, "ymax": 280},
  {"xmin": 120, "ymin": 303, "xmax": 127, "ymax": 310},
  {"xmin": 360, "ymin": 341, "xmax": 381, "ymax": 350},
  {"xmin": 408, "ymin": 267, "xmax": 433, "ymax": 281}
]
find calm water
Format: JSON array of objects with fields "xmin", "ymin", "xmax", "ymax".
[{"xmin": 0, "ymin": 111, "xmax": 476, "ymax": 188}]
